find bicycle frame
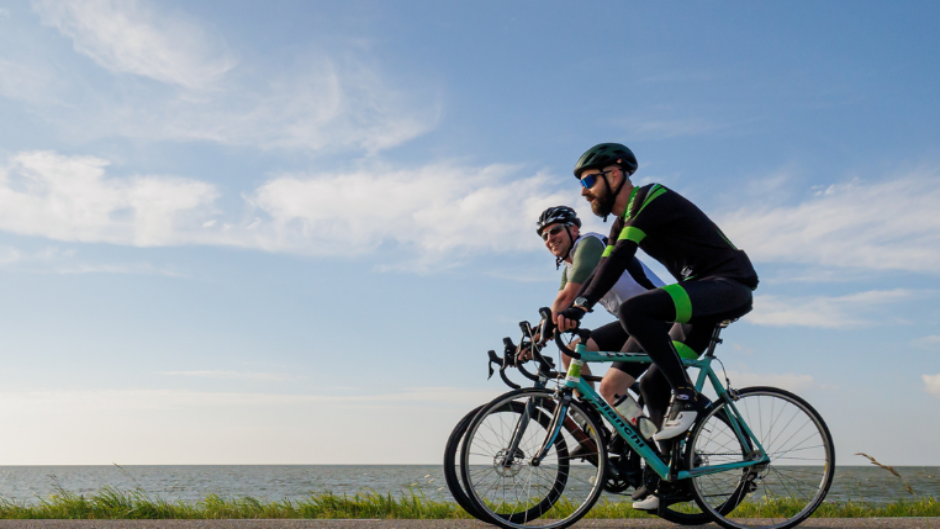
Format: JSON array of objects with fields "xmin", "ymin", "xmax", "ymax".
[{"xmin": 536, "ymin": 341, "xmax": 771, "ymax": 482}]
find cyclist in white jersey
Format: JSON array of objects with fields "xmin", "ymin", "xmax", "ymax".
[{"xmin": 529, "ymin": 206, "xmax": 664, "ymax": 407}]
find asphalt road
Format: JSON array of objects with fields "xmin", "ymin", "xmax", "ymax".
[{"xmin": 0, "ymin": 519, "xmax": 936, "ymax": 529}]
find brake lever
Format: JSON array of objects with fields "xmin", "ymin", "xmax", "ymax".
[
  {"xmin": 502, "ymin": 337, "xmax": 517, "ymax": 367},
  {"xmin": 487, "ymin": 349, "xmax": 500, "ymax": 380}
]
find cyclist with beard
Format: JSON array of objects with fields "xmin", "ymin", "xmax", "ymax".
[
  {"xmin": 556, "ymin": 143, "xmax": 759, "ymax": 446},
  {"xmin": 529, "ymin": 206, "xmax": 664, "ymax": 409}
]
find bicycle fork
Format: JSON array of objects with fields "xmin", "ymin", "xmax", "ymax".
[
  {"xmin": 528, "ymin": 393, "xmax": 571, "ymax": 466},
  {"xmin": 497, "ymin": 397, "xmax": 540, "ymax": 469}
]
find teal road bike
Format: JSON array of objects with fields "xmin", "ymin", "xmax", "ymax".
[
  {"xmin": 444, "ymin": 317, "xmax": 714, "ymax": 525},
  {"xmin": 457, "ymin": 309, "xmax": 835, "ymax": 529}
]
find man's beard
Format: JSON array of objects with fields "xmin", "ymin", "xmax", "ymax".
[{"xmin": 587, "ymin": 191, "xmax": 613, "ymax": 218}]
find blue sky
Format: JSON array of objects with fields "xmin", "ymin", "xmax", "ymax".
[{"xmin": 0, "ymin": 0, "xmax": 938, "ymax": 466}]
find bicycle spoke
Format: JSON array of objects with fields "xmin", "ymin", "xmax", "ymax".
[{"xmin": 688, "ymin": 388, "xmax": 834, "ymax": 529}]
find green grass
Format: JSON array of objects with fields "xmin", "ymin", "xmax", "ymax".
[{"xmin": 0, "ymin": 488, "xmax": 937, "ymax": 519}]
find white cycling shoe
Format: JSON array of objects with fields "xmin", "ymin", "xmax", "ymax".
[
  {"xmin": 653, "ymin": 390, "xmax": 706, "ymax": 441},
  {"xmin": 632, "ymin": 494, "xmax": 660, "ymax": 511},
  {"xmin": 653, "ymin": 410, "xmax": 698, "ymax": 440}
]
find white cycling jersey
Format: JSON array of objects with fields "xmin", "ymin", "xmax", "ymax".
[{"xmin": 565, "ymin": 232, "xmax": 665, "ymax": 316}]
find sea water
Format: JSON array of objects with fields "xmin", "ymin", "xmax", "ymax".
[{"xmin": 0, "ymin": 465, "xmax": 935, "ymax": 504}]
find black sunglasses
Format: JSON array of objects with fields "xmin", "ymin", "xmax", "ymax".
[
  {"xmin": 540, "ymin": 225, "xmax": 566, "ymax": 241},
  {"xmin": 580, "ymin": 170, "xmax": 613, "ymax": 189}
]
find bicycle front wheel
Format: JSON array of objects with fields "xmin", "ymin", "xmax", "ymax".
[
  {"xmin": 460, "ymin": 388, "xmax": 607, "ymax": 529},
  {"xmin": 687, "ymin": 386, "xmax": 835, "ymax": 529},
  {"xmin": 442, "ymin": 405, "xmax": 487, "ymax": 520}
]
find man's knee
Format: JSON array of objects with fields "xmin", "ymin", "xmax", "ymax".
[{"xmin": 618, "ymin": 296, "xmax": 646, "ymax": 333}]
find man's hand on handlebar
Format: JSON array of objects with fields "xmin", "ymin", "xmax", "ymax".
[
  {"xmin": 555, "ymin": 306, "xmax": 586, "ymax": 332},
  {"xmin": 517, "ymin": 342, "xmax": 534, "ymax": 362}
]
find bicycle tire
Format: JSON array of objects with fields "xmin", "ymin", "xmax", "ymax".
[
  {"xmin": 443, "ymin": 405, "xmax": 487, "ymax": 520},
  {"xmin": 460, "ymin": 388, "xmax": 607, "ymax": 529},
  {"xmin": 654, "ymin": 478, "xmax": 718, "ymax": 525},
  {"xmin": 687, "ymin": 386, "xmax": 835, "ymax": 529}
]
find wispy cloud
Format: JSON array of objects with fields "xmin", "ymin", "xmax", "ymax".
[
  {"xmin": 721, "ymin": 170, "xmax": 940, "ymax": 274},
  {"xmin": 749, "ymin": 289, "xmax": 919, "ymax": 328},
  {"xmin": 627, "ymin": 118, "xmax": 725, "ymax": 139},
  {"xmin": 0, "ymin": 244, "xmax": 180, "ymax": 276},
  {"xmin": 159, "ymin": 371, "xmax": 295, "ymax": 382},
  {"xmin": 924, "ymin": 374, "xmax": 940, "ymax": 398},
  {"xmin": 33, "ymin": 0, "xmax": 236, "ymax": 89},
  {"xmin": 911, "ymin": 336, "xmax": 940, "ymax": 351},
  {"xmin": 6, "ymin": 1, "xmax": 438, "ymax": 153}
]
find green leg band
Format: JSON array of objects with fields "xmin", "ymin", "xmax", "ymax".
[
  {"xmin": 662, "ymin": 284, "xmax": 692, "ymax": 323},
  {"xmin": 672, "ymin": 341, "xmax": 699, "ymax": 360}
]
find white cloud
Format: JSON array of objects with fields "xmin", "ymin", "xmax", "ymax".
[
  {"xmin": 159, "ymin": 371, "xmax": 295, "ymax": 382},
  {"xmin": 721, "ymin": 171, "xmax": 940, "ymax": 274},
  {"xmin": 0, "ymin": 151, "xmax": 572, "ymax": 266},
  {"xmin": 912, "ymin": 336, "xmax": 940, "ymax": 350},
  {"xmin": 32, "ymin": 0, "xmax": 235, "ymax": 89},
  {"xmin": 0, "ymin": 386, "xmax": 500, "ymax": 414},
  {"xmin": 749, "ymin": 289, "xmax": 918, "ymax": 328},
  {"xmin": 722, "ymin": 371, "xmax": 814, "ymax": 392},
  {"xmin": 0, "ymin": 386, "xmax": 505, "ymax": 464},
  {"xmin": 924, "ymin": 374, "xmax": 940, "ymax": 398},
  {"xmin": 0, "ymin": 245, "xmax": 20, "ymax": 265},
  {"xmin": 246, "ymin": 163, "xmax": 570, "ymax": 261},
  {"xmin": 0, "ymin": 151, "xmax": 217, "ymax": 246},
  {"xmin": 0, "ymin": 8, "xmax": 8, "ymax": 18}
]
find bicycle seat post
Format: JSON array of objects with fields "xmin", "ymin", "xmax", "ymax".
[{"xmin": 704, "ymin": 321, "xmax": 728, "ymax": 357}]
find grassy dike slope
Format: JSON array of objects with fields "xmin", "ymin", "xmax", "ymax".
[{"xmin": 0, "ymin": 489, "xmax": 938, "ymax": 520}]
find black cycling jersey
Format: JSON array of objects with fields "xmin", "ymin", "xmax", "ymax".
[{"xmin": 578, "ymin": 183, "xmax": 758, "ymax": 308}]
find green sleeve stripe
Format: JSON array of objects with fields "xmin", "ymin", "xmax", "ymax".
[
  {"xmin": 623, "ymin": 187, "xmax": 640, "ymax": 219},
  {"xmin": 636, "ymin": 185, "xmax": 667, "ymax": 217},
  {"xmin": 662, "ymin": 283, "xmax": 693, "ymax": 323},
  {"xmin": 617, "ymin": 226, "xmax": 647, "ymax": 244},
  {"xmin": 602, "ymin": 245, "xmax": 615, "ymax": 257},
  {"xmin": 673, "ymin": 341, "xmax": 699, "ymax": 360}
]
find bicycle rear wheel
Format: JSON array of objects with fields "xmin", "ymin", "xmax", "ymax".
[
  {"xmin": 460, "ymin": 388, "xmax": 607, "ymax": 529},
  {"xmin": 443, "ymin": 405, "xmax": 487, "ymax": 520},
  {"xmin": 687, "ymin": 386, "xmax": 835, "ymax": 529}
]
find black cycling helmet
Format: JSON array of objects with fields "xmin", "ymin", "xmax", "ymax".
[
  {"xmin": 573, "ymin": 143, "xmax": 638, "ymax": 179},
  {"xmin": 537, "ymin": 206, "xmax": 582, "ymax": 269},
  {"xmin": 536, "ymin": 206, "xmax": 581, "ymax": 236}
]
